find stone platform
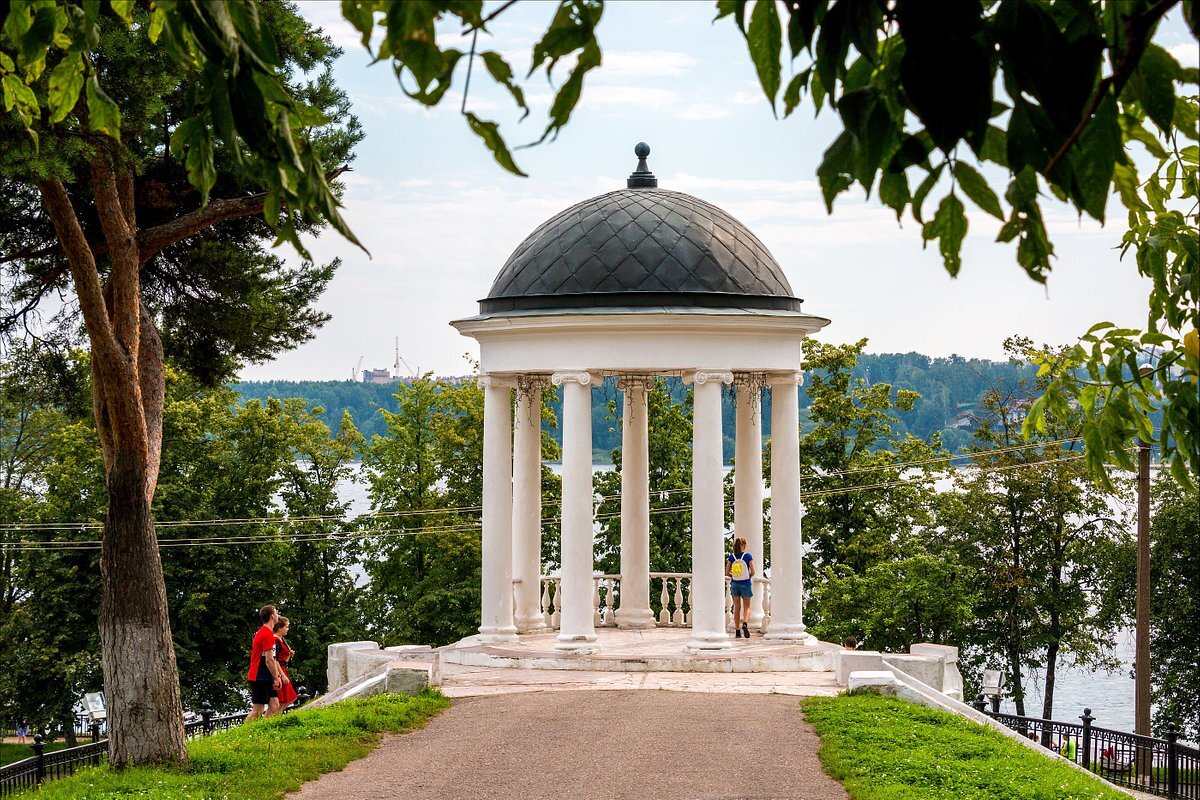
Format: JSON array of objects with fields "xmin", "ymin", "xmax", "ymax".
[{"xmin": 440, "ymin": 627, "xmax": 840, "ymax": 673}]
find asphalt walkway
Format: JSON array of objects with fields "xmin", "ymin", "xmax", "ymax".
[{"xmin": 290, "ymin": 690, "xmax": 849, "ymax": 800}]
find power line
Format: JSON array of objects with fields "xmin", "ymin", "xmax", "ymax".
[
  {"xmin": 0, "ymin": 456, "xmax": 1090, "ymax": 553},
  {"xmin": 0, "ymin": 437, "xmax": 1097, "ymax": 535}
]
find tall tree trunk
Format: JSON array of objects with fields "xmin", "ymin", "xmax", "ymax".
[
  {"xmin": 1042, "ymin": 638, "xmax": 1059, "ymax": 741},
  {"xmin": 99, "ymin": 447, "xmax": 186, "ymax": 766},
  {"xmin": 39, "ymin": 154, "xmax": 186, "ymax": 767}
]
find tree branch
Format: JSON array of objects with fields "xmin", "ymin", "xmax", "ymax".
[
  {"xmin": 91, "ymin": 153, "xmax": 140, "ymax": 360},
  {"xmin": 1044, "ymin": 0, "xmax": 1180, "ymax": 177},
  {"xmin": 136, "ymin": 166, "xmax": 350, "ymax": 263},
  {"xmin": 36, "ymin": 180, "xmax": 120, "ymax": 366}
]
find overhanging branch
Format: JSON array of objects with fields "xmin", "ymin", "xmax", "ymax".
[{"xmin": 137, "ymin": 166, "xmax": 351, "ymax": 263}]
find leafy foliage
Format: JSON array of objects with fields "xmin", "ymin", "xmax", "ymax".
[
  {"xmin": 714, "ymin": 0, "xmax": 1198, "ymax": 489},
  {"xmin": 360, "ymin": 374, "xmax": 560, "ymax": 646},
  {"xmin": 938, "ymin": 338, "xmax": 1129, "ymax": 719},
  {"xmin": 0, "ymin": 349, "xmax": 370, "ymax": 720},
  {"xmin": 798, "ymin": 338, "xmax": 945, "ymax": 574}
]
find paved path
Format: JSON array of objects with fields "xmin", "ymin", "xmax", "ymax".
[{"xmin": 290, "ymin": 690, "xmax": 849, "ymax": 800}]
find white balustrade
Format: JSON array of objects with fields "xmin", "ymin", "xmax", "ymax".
[{"xmin": 522, "ymin": 573, "xmax": 769, "ymax": 631}]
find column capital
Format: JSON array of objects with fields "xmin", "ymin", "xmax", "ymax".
[
  {"xmin": 551, "ymin": 370, "xmax": 596, "ymax": 387},
  {"xmin": 478, "ymin": 373, "xmax": 517, "ymax": 390},
  {"xmin": 683, "ymin": 370, "xmax": 734, "ymax": 386},
  {"xmin": 766, "ymin": 371, "xmax": 803, "ymax": 387},
  {"xmin": 733, "ymin": 371, "xmax": 768, "ymax": 389},
  {"xmin": 516, "ymin": 374, "xmax": 552, "ymax": 393},
  {"xmin": 616, "ymin": 373, "xmax": 655, "ymax": 392}
]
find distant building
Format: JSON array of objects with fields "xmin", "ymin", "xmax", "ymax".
[{"xmin": 362, "ymin": 368, "xmax": 393, "ymax": 384}]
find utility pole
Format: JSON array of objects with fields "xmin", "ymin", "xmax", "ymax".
[
  {"xmin": 1136, "ymin": 433, "xmax": 1151, "ymax": 735},
  {"xmin": 1135, "ymin": 363, "xmax": 1153, "ymax": 781}
]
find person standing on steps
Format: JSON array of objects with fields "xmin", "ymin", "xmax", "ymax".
[
  {"xmin": 726, "ymin": 536, "xmax": 755, "ymax": 639},
  {"xmin": 246, "ymin": 604, "xmax": 283, "ymax": 721}
]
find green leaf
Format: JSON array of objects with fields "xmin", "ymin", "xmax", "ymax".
[
  {"xmin": 148, "ymin": 7, "xmax": 166, "ymax": 43},
  {"xmin": 109, "ymin": 0, "xmax": 134, "ymax": 24},
  {"xmin": 533, "ymin": 40, "xmax": 600, "ymax": 145},
  {"xmin": 85, "ymin": 74, "xmax": 121, "ymax": 140},
  {"xmin": 911, "ymin": 162, "xmax": 944, "ymax": 224},
  {"xmin": 922, "ymin": 193, "xmax": 968, "ymax": 277},
  {"xmin": 952, "ymin": 161, "xmax": 1003, "ymax": 219},
  {"xmin": 481, "ymin": 51, "xmax": 527, "ymax": 119},
  {"xmin": 878, "ymin": 169, "xmax": 909, "ymax": 221},
  {"xmin": 783, "ymin": 71, "xmax": 806, "ymax": 118},
  {"xmin": 1070, "ymin": 95, "xmax": 1121, "ymax": 221},
  {"xmin": 747, "ymin": 0, "xmax": 782, "ymax": 113},
  {"xmin": 169, "ymin": 116, "xmax": 216, "ymax": 203},
  {"xmin": 465, "ymin": 112, "xmax": 526, "ymax": 177},
  {"xmin": 1112, "ymin": 161, "xmax": 1150, "ymax": 212},
  {"xmin": 47, "ymin": 52, "xmax": 84, "ymax": 124},
  {"xmin": 817, "ymin": 131, "xmax": 855, "ymax": 212},
  {"xmin": 1128, "ymin": 44, "xmax": 1178, "ymax": 134}
]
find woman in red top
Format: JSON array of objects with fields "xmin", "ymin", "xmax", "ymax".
[{"xmin": 273, "ymin": 616, "xmax": 298, "ymax": 707}]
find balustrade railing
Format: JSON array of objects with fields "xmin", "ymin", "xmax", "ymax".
[
  {"xmin": 976, "ymin": 700, "xmax": 1199, "ymax": 799},
  {"xmin": 527, "ymin": 573, "xmax": 772, "ymax": 631}
]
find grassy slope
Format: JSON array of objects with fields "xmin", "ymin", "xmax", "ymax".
[
  {"xmin": 802, "ymin": 694, "xmax": 1130, "ymax": 800},
  {"xmin": 21, "ymin": 690, "xmax": 449, "ymax": 800},
  {"xmin": 1, "ymin": 740, "xmax": 68, "ymax": 767}
]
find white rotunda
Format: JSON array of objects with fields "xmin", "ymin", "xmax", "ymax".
[{"xmin": 452, "ymin": 144, "xmax": 830, "ymax": 656}]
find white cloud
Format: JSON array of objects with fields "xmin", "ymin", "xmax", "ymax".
[
  {"xmin": 1168, "ymin": 42, "xmax": 1199, "ymax": 68},
  {"xmin": 295, "ymin": 0, "xmax": 366, "ymax": 51},
  {"xmin": 579, "ymin": 85, "xmax": 682, "ymax": 108},
  {"xmin": 677, "ymin": 104, "xmax": 732, "ymax": 120},
  {"xmin": 598, "ymin": 50, "xmax": 699, "ymax": 79}
]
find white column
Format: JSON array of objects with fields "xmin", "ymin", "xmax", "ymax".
[
  {"xmin": 734, "ymin": 376, "xmax": 766, "ymax": 630},
  {"xmin": 765, "ymin": 372, "xmax": 811, "ymax": 641},
  {"xmin": 513, "ymin": 376, "xmax": 548, "ymax": 633},
  {"xmin": 686, "ymin": 369, "xmax": 734, "ymax": 652},
  {"xmin": 617, "ymin": 375, "xmax": 655, "ymax": 629},
  {"xmin": 479, "ymin": 374, "xmax": 518, "ymax": 643},
  {"xmin": 552, "ymin": 370, "xmax": 599, "ymax": 653}
]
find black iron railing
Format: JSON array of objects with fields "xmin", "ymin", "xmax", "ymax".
[
  {"xmin": 0, "ymin": 690, "xmax": 310, "ymax": 798},
  {"xmin": 974, "ymin": 698, "xmax": 1199, "ymax": 799}
]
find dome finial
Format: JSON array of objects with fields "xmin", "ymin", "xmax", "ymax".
[{"xmin": 627, "ymin": 142, "xmax": 658, "ymax": 189}]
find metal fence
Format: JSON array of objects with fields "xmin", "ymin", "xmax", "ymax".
[
  {"xmin": 974, "ymin": 698, "xmax": 1199, "ymax": 799},
  {"xmin": 0, "ymin": 691, "xmax": 310, "ymax": 798}
]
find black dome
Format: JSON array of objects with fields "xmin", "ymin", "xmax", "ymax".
[{"xmin": 481, "ymin": 187, "xmax": 802, "ymax": 314}]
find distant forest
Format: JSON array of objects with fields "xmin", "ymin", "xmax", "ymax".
[{"xmin": 234, "ymin": 353, "xmax": 1036, "ymax": 462}]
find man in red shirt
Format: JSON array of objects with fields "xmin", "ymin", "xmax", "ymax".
[{"xmin": 246, "ymin": 604, "xmax": 287, "ymax": 720}]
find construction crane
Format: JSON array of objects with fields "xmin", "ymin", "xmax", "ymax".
[
  {"xmin": 352, "ymin": 355, "xmax": 364, "ymax": 382},
  {"xmin": 394, "ymin": 337, "xmax": 416, "ymax": 377}
]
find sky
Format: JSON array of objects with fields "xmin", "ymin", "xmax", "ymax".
[{"xmin": 239, "ymin": 1, "xmax": 1200, "ymax": 381}]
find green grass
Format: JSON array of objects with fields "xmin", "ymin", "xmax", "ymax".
[
  {"xmin": 17, "ymin": 690, "xmax": 450, "ymax": 799},
  {"xmin": 801, "ymin": 694, "xmax": 1132, "ymax": 800},
  {"xmin": 1, "ymin": 740, "xmax": 69, "ymax": 767}
]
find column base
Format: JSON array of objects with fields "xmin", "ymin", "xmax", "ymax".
[
  {"xmin": 478, "ymin": 625, "xmax": 519, "ymax": 644},
  {"xmin": 686, "ymin": 632, "xmax": 732, "ymax": 653},
  {"xmin": 748, "ymin": 612, "xmax": 766, "ymax": 630},
  {"xmin": 514, "ymin": 615, "xmax": 547, "ymax": 634},
  {"xmin": 616, "ymin": 609, "xmax": 657, "ymax": 629},
  {"xmin": 763, "ymin": 622, "xmax": 809, "ymax": 641},
  {"xmin": 555, "ymin": 633, "xmax": 599, "ymax": 654}
]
